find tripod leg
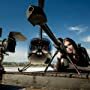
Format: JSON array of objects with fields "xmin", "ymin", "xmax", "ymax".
[{"xmin": 44, "ymin": 51, "xmax": 58, "ymax": 72}]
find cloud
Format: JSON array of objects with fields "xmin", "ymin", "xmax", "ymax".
[
  {"xmin": 42, "ymin": 32, "xmax": 48, "ymax": 37},
  {"xmin": 82, "ymin": 36, "xmax": 90, "ymax": 43},
  {"xmin": 4, "ymin": 47, "xmax": 28, "ymax": 62},
  {"xmin": 86, "ymin": 48, "xmax": 90, "ymax": 57},
  {"xmin": 68, "ymin": 25, "xmax": 88, "ymax": 34}
]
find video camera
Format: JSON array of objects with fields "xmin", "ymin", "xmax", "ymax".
[
  {"xmin": 1, "ymin": 32, "xmax": 16, "ymax": 54},
  {"xmin": 0, "ymin": 30, "xmax": 27, "ymax": 55}
]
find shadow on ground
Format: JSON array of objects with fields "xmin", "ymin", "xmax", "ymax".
[{"xmin": 0, "ymin": 84, "xmax": 25, "ymax": 90}]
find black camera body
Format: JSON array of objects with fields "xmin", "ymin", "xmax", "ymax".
[
  {"xmin": 6, "ymin": 37, "xmax": 16, "ymax": 53},
  {"xmin": 0, "ymin": 28, "xmax": 2, "ymax": 37},
  {"xmin": 2, "ymin": 37, "xmax": 16, "ymax": 53}
]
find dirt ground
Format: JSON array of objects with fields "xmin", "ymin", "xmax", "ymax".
[{"xmin": 0, "ymin": 71, "xmax": 90, "ymax": 90}]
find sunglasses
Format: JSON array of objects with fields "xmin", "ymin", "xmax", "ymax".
[{"xmin": 64, "ymin": 43, "xmax": 72, "ymax": 48}]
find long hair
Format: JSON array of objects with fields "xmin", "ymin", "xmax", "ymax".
[{"xmin": 63, "ymin": 37, "xmax": 78, "ymax": 51}]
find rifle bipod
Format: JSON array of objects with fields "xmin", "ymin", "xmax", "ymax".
[
  {"xmin": 18, "ymin": 62, "xmax": 31, "ymax": 72},
  {"xmin": 44, "ymin": 50, "xmax": 81, "ymax": 75}
]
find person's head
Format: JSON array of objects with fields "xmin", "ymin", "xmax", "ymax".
[{"xmin": 63, "ymin": 38, "xmax": 77, "ymax": 54}]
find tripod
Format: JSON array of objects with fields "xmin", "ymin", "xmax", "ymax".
[{"xmin": 44, "ymin": 47, "xmax": 81, "ymax": 75}]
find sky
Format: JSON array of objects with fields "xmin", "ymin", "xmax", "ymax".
[{"xmin": 0, "ymin": 0, "xmax": 90, "ymax": 62}]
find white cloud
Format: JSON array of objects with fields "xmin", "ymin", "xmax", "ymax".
[
  {"xmin": 42, "ymin": 32, "xmax": 48, "ymax": 37},
  {"xmin": 86, "ymin": 48, "xmax": 90, "ymax": 57},
  {"xmin": 4, "ymin": 47, "xmax": 28, "ymax": 62},
  {"xmin": 82, "ymin": 36, "xmax": 90, "ymax": 43},
  {"xmin": 68, "ymin": 25, "xmax": 88, "ymax": 34}
]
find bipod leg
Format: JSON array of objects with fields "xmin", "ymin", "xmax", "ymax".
[
  {"xmin": 66, "ymin": 55, "xmax": 81, "ymax": 75},
  {"xmin": 44, "ymin": 51, "xmax": 58, "ymax": 72},
  {"xmin": 18, "ymin": 62, "xmax": 31, "ymax": 72}
]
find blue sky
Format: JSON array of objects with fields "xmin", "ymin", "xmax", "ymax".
[{"xmin": 0, "ymin": 0, "xmax": 90, "ymax": 62}]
